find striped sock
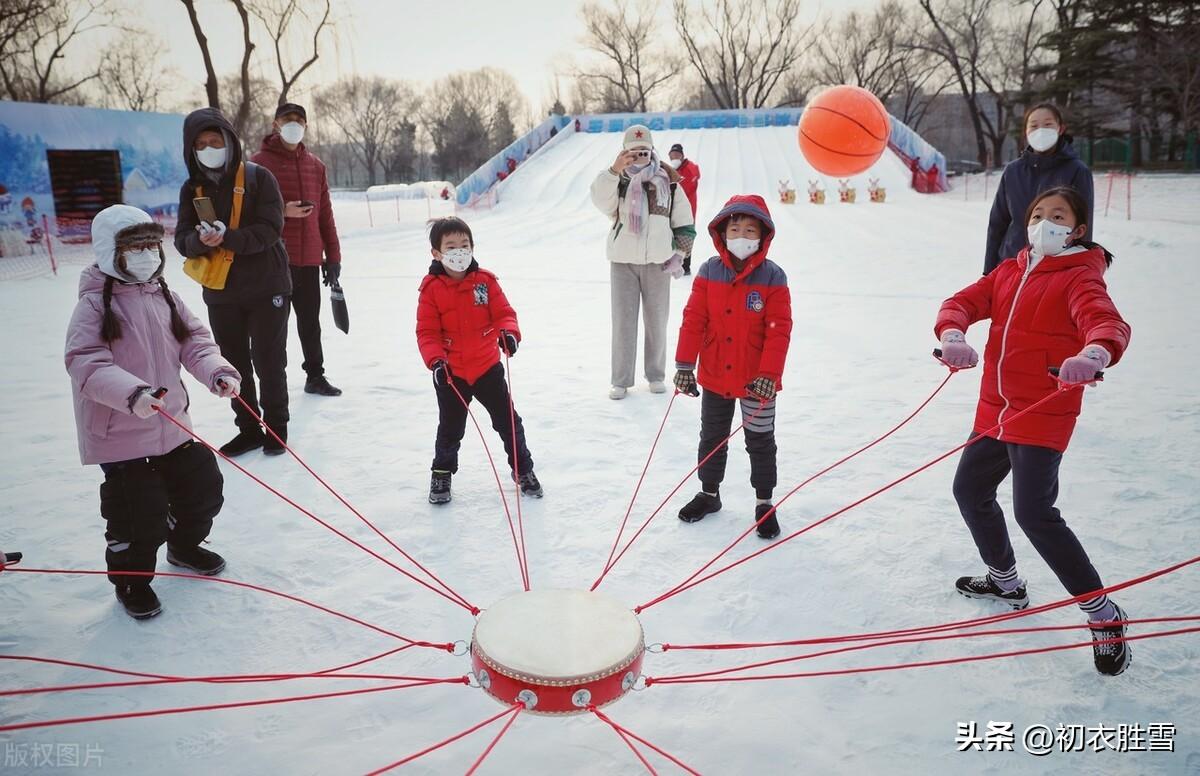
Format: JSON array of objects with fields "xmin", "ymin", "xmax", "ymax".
[
  {"xmin": 1079, "ymin": 594, "xmax": 1118, "ymax": 623},
  {"xmin": 987, "ymin": 565, "xmax": 1023, "ymax": 593}
]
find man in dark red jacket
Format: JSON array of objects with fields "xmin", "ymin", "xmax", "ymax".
[
  {"xmin": 669, "ymin": 143, "xmax": 701, "ymax": 275},
  {"xmin": 251, "ymin": 103, "xmax": 343, "ymax": 397}
]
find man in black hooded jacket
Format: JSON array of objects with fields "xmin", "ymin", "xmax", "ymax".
[{"xmin": 175, "ymin": 107, "xmax": 292, "ymax": 457}]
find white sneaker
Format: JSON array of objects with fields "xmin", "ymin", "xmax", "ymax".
[
  {"xmin": 648, "ymin": 381, "xmax": 667, "ymax": 394},
  {"xmin": 609, "ymin": 386, "xmax": 628, "ymax": 400}
]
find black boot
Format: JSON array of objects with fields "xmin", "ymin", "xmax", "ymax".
[
  {"xmin": 514, "ymin": 471, "xmax": 543, "ymax": 498},
  {"xmin": 115, "ymin": 584, "xmax": 162, "ymax": 620},
  {"xmin": 1090, "ymin": 603, "xmax": 1132, "ymax": 676},
  {"xmin": 166, "ymin": 543, "xmax": 226, "ymax": 576},
  {"xmin": 263, "ymin": 424, "xmax": 288, "ymax": 456},
  {"xmin": 955, "ymin": 573, "xmax": 1030, "ymax": 610},
  {"xmin": 305, "ymin": 375, "xmax": 343, "ymax": 396},
  {"xmin": 219, "ymin": 429, "xmax": 264, "ymax": 457},
  {"xmin": 678, "ymin": 491, "xmax": 721, "ymax": 523},
  {"xmin": 754, "ymin": 503, "xmax": 780, "ymax": 539},
  {"xmin": 429, "ymin": 470, "xmax": 452, "ymax": 505}
]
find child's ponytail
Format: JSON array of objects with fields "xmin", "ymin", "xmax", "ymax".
[
  {"xmin": 100, "ymin": 276, "xmax": 122, "ymax": 342},
  {"xmin": 158, "ymin": 278, "xmax": 191, "ymax": 342}
]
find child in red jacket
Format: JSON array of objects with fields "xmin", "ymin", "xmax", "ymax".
[
  {"xmin": 935, "ymin": 186, "xmax": 1132, "ymax": 675},
  {"xmin": 416, "ymin": 217, "xmax": 541, "ymax": 504},
  {"xmin": 673, "ymin": 195, "xmax": 793, "ymax": 539}
]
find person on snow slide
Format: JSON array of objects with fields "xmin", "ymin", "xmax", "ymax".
[
  {"xmin": 416, "ymin": 217, "xmax": 542, "ymax": 505},
  {"xmin": 673, "ymin": 195, "xmax": 793, "ymax": 540},
  {"xmin": 936, "ymin": 185, "xmax": 1132, "ymax": 676},
  {"xmin": 66, "ymin": 205, "xmax": 241, "ymax": 620}
]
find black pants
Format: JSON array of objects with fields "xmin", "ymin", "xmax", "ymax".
[
  {"xmin": 99, "ymin": 441, "xmax": 224, "ymax": 587},
  {"xmin": 697, "ymin": 390, "xmax": 777, "ymax": 498},
  {"xmin": 682, "ymin": 250, "xmax": 692, "ymax": 274},
  {"xmin": 433, "ymin": 363, "xmax": 533, "ymax": 475},
  {"xmin": 953, "ymin": 435, "xmax": 1103, "ymax": 598},
  {"xmin": 290, "ymin": 265, "xmax": 325, "ymax": 379},
  {"xmin": 208, "ymin": 295, "xmax": 290, "ymax": 435}
]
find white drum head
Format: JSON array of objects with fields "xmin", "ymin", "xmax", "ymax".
[{"xmin": 474, "ymin": 589, "xmax": 643, "ymax": 680}]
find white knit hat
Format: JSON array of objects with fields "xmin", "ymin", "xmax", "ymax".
[{"xmin": 623, "ymin": 124, "xmax": 653, "ymax": 150}]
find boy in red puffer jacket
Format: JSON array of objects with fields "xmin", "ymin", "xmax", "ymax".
[
  {"xmin": 673, "ymin": 195, "xmax": 793, "ymax": 539},
  {"xmin": 935, "ymin": 185, "xmax": 1132, "ymax": 676},
  {"xmin": 416, "ymin": 217, "xmax": 541, "ymax": 505}
]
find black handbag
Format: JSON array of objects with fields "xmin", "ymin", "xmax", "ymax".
[{"xmin": 330, "ymin": 282, "xmax": 349, "ymax": 334}]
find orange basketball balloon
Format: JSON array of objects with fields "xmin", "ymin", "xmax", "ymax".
[{"xmin": 798, "ymin": 85, "xmax": 891, "ymax": 177}]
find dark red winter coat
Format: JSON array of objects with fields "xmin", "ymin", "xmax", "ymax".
[
  {"xmin": 935, "ymin": 246, "xmax": 1130, "ymax": 452},
  {"xmin": 676, "ymin": 195, "xmax": 793, "ymax": 399},
  {"xmin": 676, "ymin": 159, "xmax": 700, "ymax": 218},
  {"xmin": 250, "ymin": 133, "xmax": 341, "ymax": 267},
  {"xmin": 416, "ymin": 260, "xmax": 521, "ymax": 385}
]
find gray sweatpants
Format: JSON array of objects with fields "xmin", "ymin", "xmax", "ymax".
[{"xmin": 610, "ymin": 261, "xmax": 671, "ymax": 387}]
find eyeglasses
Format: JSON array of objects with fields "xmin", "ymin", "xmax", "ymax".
[{"xmin": 126, "ymin": 241, "xmax": 162, "ymax": 252}]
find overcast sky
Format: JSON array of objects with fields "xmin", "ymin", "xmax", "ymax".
[{"xmin": 98, "ymin": 0, "xmax": 891, "ymax": 119}]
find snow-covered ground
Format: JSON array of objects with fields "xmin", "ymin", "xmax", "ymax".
[{"xmin": 2, "ymin": 127, "xmax": 1198, "ymax": 775}]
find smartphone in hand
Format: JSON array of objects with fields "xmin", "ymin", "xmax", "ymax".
[{"xmin": 193, "ymin": 196, "xmax": 218, "ymax": 225}]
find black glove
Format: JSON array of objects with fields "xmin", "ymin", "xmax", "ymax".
[
  {"xmin": 431, "ymin": 359, "xmax": 451, "ymax": 389},
  {"xmin": 499, "ymin": 330, "xmax": 519, "ymax": 356},
  {"xmin": 746, "ymin": 376, "xmax": 777, "ymax": 401},
  {"xmin": 322, "ymin": 261, "xmax": 341, "ymax": 286},
  {"xmin": 673, "ymin": 369, "xmax": 699, "ymax": 397}
]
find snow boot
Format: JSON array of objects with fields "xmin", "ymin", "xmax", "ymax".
[
  {"xmin": 678, "ymin": 492, "xmax": 721, "ymax": 523},
  {"xmin": 1090, "ymin": 602, "xmax": 1132, "ymax": 676},
  {"xmin": 166, "ymin": 543, "xmax": 226, "ymax": 576},
  {"xmin": 304, "ymin": 376, "xmax": 342, "ymax": 396},
  {"xmin": 115, "ymin": 584, "xmax": 162, "ymax": 620},
  {"xmin": 263, "ymin": 425, "xmax": 288, "ymax": 457},
  {"xmin": 955, "ymin": 573, "xmax": 1030, "ymax": 610},
  {"xmin": 754, "ymin": 503, "xmax": 780, "ymax": 540},
  {"xmin": 219, "ymin": 429, "xmax": 264, "ymax": 458},
  {"xmin": 429, "ymin": 470, "xmax": 452, "ymax": 505},
  {"xmin": 514, "ymin": 471, "xmax": 543, "ymax": 498}
]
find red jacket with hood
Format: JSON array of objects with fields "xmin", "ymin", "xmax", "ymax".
[
  {"xmin": 416, "ymin": 259, "xmax": 520, "ymax": 385},
  {"xmin": 935, "ymin": 245, "xmax": 1130, "ymax": 452},
  {"xmin": 676, "ymin": 159, "xmax": 700, "ymax": 218},
  {"xmin": 675, "ymin": 195, "xmax": 793, "ymax": 399},
  {"xmin": 250, "ymin": 132, "xmax": 341, "ymax": 267}
]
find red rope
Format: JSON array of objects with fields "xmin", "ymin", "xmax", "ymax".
[
  {"xmin": 650, "ymin": 616, "xmax": 1200, "ymax": 682},
  {"xmin": 365, "ymin": 704, "xmax": 521, "ymax": 775},
  {"xmin": 660, "ymin": 553, "xmax": 1200, "ymax": 652},
  {"xmin": 589, "ymin": 707, "xmax": 703, "ymax": 775},
  {"xmin": 596, "ymin": 390, "xmax": 679, "ymax": 583},
  {"xmin": 232, "ymin": 394, "xmax": 473, "ymax": 610},
  {"xmin": 0, "ymin": 678, "xmax": 466, "ymax": 733},
  {"xmin": 595, "ymin": 710, "xmax": 660, "ymax": 775},
  {"xmin": 464, "ymin": 704, "xmax": 522, "ymax": 775},
  {"xmin": 4, "ymin": 567, "xmax": 451, "ymax": 649},
  {"xmin": 0, "ymin": 670, "xmax": 466, "ymax": 698},
  {"xmin": 648, "ymin": 625, "xmax": 1200, "ymax": 685},
  {"xmin": 502, "ymin": 349, "xmax": 531, "ymax": 590},
  {"xmin": 636, "ymin": 384, "xmax": 1077, "ymax": 613},
  {"xmin": 658, "ymin": 371, "xmax": 954, "ymax": 602},
  {"xmin": 448, "ymin": 378, "xmax": 529, "ymax": 591},
  {"xmin": 312, "ymin": 644, "xmax": 418, "ymax": 674},
  {"xmin": 592, "ymin": 400, "xmax": 766, "ymax": 591},
  {"xmin": 154, "ymin": 408, "xmax": 479, "ymax": 614}
]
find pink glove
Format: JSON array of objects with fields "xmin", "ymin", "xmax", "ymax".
[
  {"xmin": 215, "ymin": 376, "xmax": 241, "ymax": 398},
  {"xmin": 1058, "ymin": 345, "xmax": 1110, "ymax": 384},
  {"xmin": 662, "ymin": 253, "xmax": 685, "ymax": 279},
  {"xmin": 939, "ymin": 329, "xmax": 978, "ymax": 368},
  {"xmin": 131, "ymin": 389, "xmax": 164, "ymax": 419}
]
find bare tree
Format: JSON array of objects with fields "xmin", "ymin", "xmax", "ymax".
[
  {"xmin": 672, "ymin": 0, "xmax": 817, "ymax": 109},
  {"xmin": 976, "ymin": 0, "xmax": 1052, "ymax": 161},
  {"xmin": 229, "ymin": 0, "xmax": 256, "ymax": 135},
  {"xmin": 316, "ymin": 76, "xmax": 415, "ymax": 187},
  {"xmin": 178, "ymin": 0, "xmax": 220, "ymax": 109},
  {"xmin": 98, "ymin": 29, "xmax": 177, "ymax": 112},
  {"xmin": 0, "ymin": 0, "xmax": 117, "ymax": 103},
  {"xmin": 220, "ymin": 72, "xmax": 275, "ymax": 141},
  {"xmin": 251, "ymin": 0, "xmax": 333, "ymax": 106},
  {"xmin": 575, "ymin": 0, "xmax": 678, "ymax": 113},
  {"xmin": 1143, "ymin": 9, "xmax": 1200, "ymax": 139},
  {"xmin": 814, "ymin": 2, "xmax": 908, "ymax": 100},
  {"xmin": 177, "ymin": 0, "xmax": 256, "ymax": 135}
]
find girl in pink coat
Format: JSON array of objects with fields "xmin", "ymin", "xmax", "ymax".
[{"xmin": 65, "ymin": 205, "xmax": 241, "ymax": 620}]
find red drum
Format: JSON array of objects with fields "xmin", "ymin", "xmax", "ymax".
[{"xmin": 471, "ymin": 589, "xmax": 645, "ymax": 715}]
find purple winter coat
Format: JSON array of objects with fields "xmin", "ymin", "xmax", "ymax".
[{"xmin": 65, "ymin": 265, "xmax": 239, "ymax": 465}]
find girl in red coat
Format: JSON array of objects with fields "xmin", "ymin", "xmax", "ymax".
[
  {"xmin": 416, "ymin": 217, "xmax": 541, "ymax": 505},
  {"xmin": 935, "ymin": 186, "xmax": 1132, "ymax": 675},
  {"xmin": 673, "ymin": 195, "xmax": 793, "ymax": 539}
]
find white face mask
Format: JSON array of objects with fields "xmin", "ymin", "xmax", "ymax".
[
  {"xmin": 726, "ymin": 237, "xmax": 761, "ymax": 260},
  {"xmin": 123, "ymin": 248, "xmax": 162, "ymax": 282},
  {"xmin": 669, "ymin": 158, "xmax": 683, "ymax": 169},
  {"xmin": 196, "ymin": 146, "xmax": 227, "ymax": 169},
  {"xmin": 1027, "ymin": 219, "xmax": 1073, "ymax": 257},
  {"xmin": 279, "ymin": 122, "xmax": 305, "ymax": 145},
  {"xmin": 440, "ymin": 247, "xmax": 473, "ymax": 273},
  {"xmin": 1027, "ymin": 127, "xmax": 1059, "ymax": 153}
]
